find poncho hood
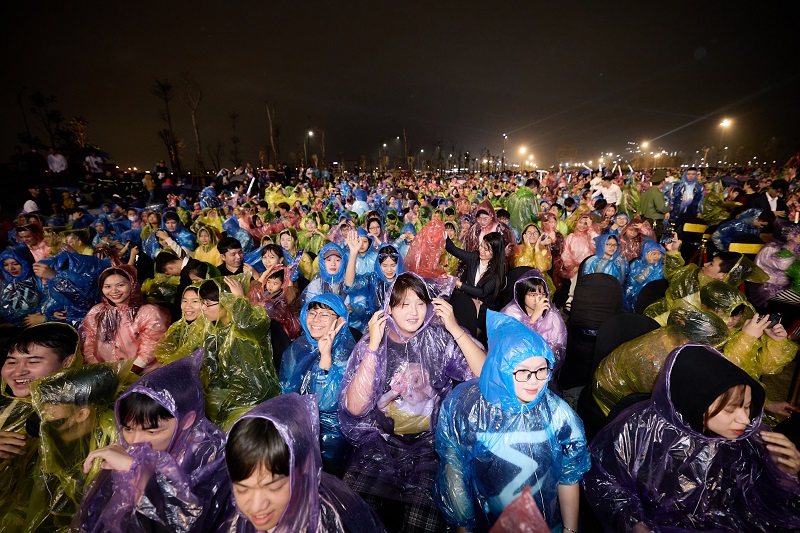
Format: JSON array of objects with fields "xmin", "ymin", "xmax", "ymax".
[
  {"xmin": 317, "ymin": 242, "xmax": 346, "ymax": 285},
  {"xmin": 592, "ymin": 233, "xmax": 621, "ymax": 261},
  {"xmin": 98, "ymin": 264, "xmax": 143, "ymax": 309},
  {"xmin": 640, "ymin": 238, "xmax": 665, "ymax": 258},
  {"xmin": 374, "ymin": 246, "xmax": 404, "ymax": 283},
  {"xmin": 699, "ymin": 280, "xmax": 755, "ymax": 323},
  {"xmin": 228, "ymin": 393, "xmax": 323, "ymax": 533},
  {"xmin": 383, "ymin": 271, "xmax": 437, "ymax": 342},
  {"xmin": 0, "ymin": 245, "xmax": 35, "ymax": 282},
  {"xmin": 479, "ymin": 311, "xmax": 554, "ymax": 413},
  {"xmin": 400, "ymin": 222, "xmax": 417, "ymax": 236},
  {"xmin": 653, "ymin": 343, "xmax": 765, "ymax": 440},
  {"xmin": 299, "ymin": 293, "xmax": 350, "ymax": 349}
]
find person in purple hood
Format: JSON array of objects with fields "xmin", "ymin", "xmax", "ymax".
[
  {"xmin": 584, "ymin": 344, "xmax": 800, "ymax": 532},
  {"xmin": 339, "ymin": 272, "xmax": 486, "ymax": 532},
  {"xmin": 75, "ymin": 350, "xmax": 231, "ymax": 532},
  {"xmin": 222, "ymin": 393, "xmax": 385, "ymax": 532}
]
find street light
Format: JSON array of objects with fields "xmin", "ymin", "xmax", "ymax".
[
  {"xmin": 304, "ymin": 130, "xmax": 314, "ymax": 166},
  {"xmin": 719, "ymin": 119, "xmax": 732, "ymax": 167},
  {"xmin": 502, "ymin": 134, "xmax": 508, "ymax": 172}
]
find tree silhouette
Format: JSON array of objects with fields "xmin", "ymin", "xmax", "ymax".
[{"xmin": 151, "ymin": 78, "xmax": 183, "ymax": 177}]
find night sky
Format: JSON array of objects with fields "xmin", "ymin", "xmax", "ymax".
[{"xmin": 2, "ymin": 1, "xmax": 798, "ymax": 170}]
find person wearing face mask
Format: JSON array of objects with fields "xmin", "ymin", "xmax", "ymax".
[
  {"xmin": 584, "ymin": 344, "xmax": 800, "ymax": 532},
  {"xmin": 74, "ymin": 351, "xmax": 232, "ymax": 532},
  {"xmin": 434, "ymin": 311, "xmax": 589, "ymax": 532}
]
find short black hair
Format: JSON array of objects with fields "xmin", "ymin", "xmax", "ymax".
[
  {"xmin": 162, "ymin": 211, "xmax": 180, "ymax": 223},
  {"xmin": 7, "ymin": 323, "xmax": 79, "ymax": 362},
  {"xmin": 594, "ymin": 198, "xmax": 607, "ymax": 210},
  {"xmin": 261, "ymin": 244, "xmax": 285, "ymax": 261},
  {"xmin": 226, "ymin": 417, "xmax": 290, "ymax": 483},
  {"xmin": 716, "ymin": 251, "xmax": 743, "ymax": 274},
  {"xmin": 307, "ymin": 301, "xmax": 335, "ymax": 313},
  {"xmin": 199, "ymin": 280, "xmax": 221, "ymax": 302},
  {"xmin": 388, "ymin": 273, "xmax": 431, "ymax": 308},
  {"xmin": 770, "ymin": 179, "xmax": 789, "ymax": 196},
  {"xmin": 266, "ymin": 269, "xmax": 285, "ymax": 282},
  {"xmin": 515, "ymin": 275, "xmax": 548, "ymax": 308},
  {"xmin": 564, "ymin": 197, "xmax": 576, "ymax": 208},
  {"xmin": 756, "ymin": 210, "xmax": 775, "ymax": 224},
  {"xmin": 118, "ymin": 392, "xmax": 173, "ymax": 430},
  {"xmin": 155, "ymin": 252, "xmax": 181, "ymax": 274},
  {"xmin": 496, "ymin": 209, "xmax": 510, "ymax": 219},
  {"xmin": 217, "ymin": 237, "xmax": 242, "ymax": 254}
]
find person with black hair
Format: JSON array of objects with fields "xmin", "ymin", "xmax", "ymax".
[
  {"xmin": 249, "ymin": 266, "xmax": 302, "ymax": 340},
  {"xmin": 76, "ymin": 351, "xmax": 231, "ymax": 532},
  {"xmin": 446, "ymin": 231, "xmax": 507, "ymax": 315},
  {"xmin": 749, "ymin": 178, "xmax": 789, "ymax": 218},
  {"xmin": 217, "ymin": 237, "xmax": 245, "ymax": 276},
  {"xmin": 222, "ymin": 393, "xmax": 385, "ymax": 532},
  {"xmin": 711, "ymin": 208, "xmax": 775, "ymax": 251}
]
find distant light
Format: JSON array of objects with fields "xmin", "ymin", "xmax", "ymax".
[
  {"xmin": 720, "ymin": 119, "xmax": 731, "ymax": 127},
  {"xmin": 383, "ymin": 143, "xmax": 387, "ymax": 147},
  {"xmin": 308, "ymin": 130, "xmax": 314, "ymax": 136},
  {"xmin": 396, "ymin": 136, "xmax": 400, "ymax": 140},
  {"xmin": 519, "ymin": 146, "xmax": 527, "ymax": 154}
]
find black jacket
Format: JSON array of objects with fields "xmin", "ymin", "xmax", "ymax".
[{"xmin": 446, "ymin": 237, "xmax": 500, "ymax": 307}]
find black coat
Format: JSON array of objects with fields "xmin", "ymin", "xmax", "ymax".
[{"xmin": 445, "ymin": 237, "xmax": 500, "ymax": 307}]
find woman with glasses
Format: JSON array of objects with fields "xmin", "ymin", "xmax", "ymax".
[
  {"xmin": 279, "ymin": 293, "xmax": 356, "ymax": 476},
  {"xmin": 434, "ymin": 311, "xmax": 589, "ymax": 532}
]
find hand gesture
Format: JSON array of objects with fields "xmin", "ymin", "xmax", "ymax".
[
  {"xmin": 664, "ymin": 232, "xmax": 681, "ymax": 252},
  {"xmin": 83, "ymin": 443, "xmax": 133, "ymax": 474},
  {"xmin": 432, "ymin": 298, "xmax": 459, "ymax": 333},
  {"xmin": 762, "ymin": 430, "xmax": 800, "ymax": 477},
  {"xmin": 345, "ymin": 228, "xmax": 361, "ymax": 255},
  {"xmin": 764, "ymin": 322, "xmax": 787, "ymax": 342},
  {"xmin": 318, "ymin": 317, "xmax": 346, "ymax": 358},
  {"xmin": 223, "ymin": 276, "xmax": 245, "ymax": 297},
  {"xmin": 742, "ymin": 313, "xmax": 771, "ymax": 338},
  {"xmin": 0, "ymin": 431, "xmax": 28, "ymax": 459},
  {"xmin": 32, "ymin": 263, "xmax": 56, "ymax": 280},
  {"xmin": 22, "ymin": 313, "xmax": 46, "ymax": 328},
  {"xmin": 367, "ymin": 311, "xmax": 388, "ymax": 351}
]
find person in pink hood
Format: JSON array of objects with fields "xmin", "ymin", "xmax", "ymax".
[{"xmin": 79, "ymin": 265, "xmax": 170, "ymax": 374}]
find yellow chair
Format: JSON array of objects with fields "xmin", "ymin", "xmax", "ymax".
[
  {"xmin": 682, "ymin": 222, "xmax": 708, "ymax": 234},
  {"xmin": 728, "ymin": 242, "xmax": 764, "ymax": 255}
]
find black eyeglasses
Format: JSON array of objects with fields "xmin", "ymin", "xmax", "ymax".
[
  {"xmin": 378, "ymin": 253, "xmax": 400, "ymax": 261},
  {"xmin": 513, "ymin": 367, "xmax": 552, "ymax": 382}
]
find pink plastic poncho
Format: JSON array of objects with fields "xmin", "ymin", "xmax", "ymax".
[
  {"xmin": 338, "ymin": 272, "xmax": 479, "ymax": 506},
  {"xmin": 558, "ymin": 215, "xmax": 597, "ymax": 279},
  {"xmin": 75, "ymin": 351, "xmax": 231, "ymax": 532},
  {"xmin": 404, "ymin": 218, "xmax": 449, "ymax": 278},
  {"xmin": 79, "ymin": 265, "xmax": 170, "ymax": 374}
]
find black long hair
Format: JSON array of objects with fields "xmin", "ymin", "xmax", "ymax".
[{"xmin": 478, "ymin": 232, "xmax": 507, "ymax": 301}]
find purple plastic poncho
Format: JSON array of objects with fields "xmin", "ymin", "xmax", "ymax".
[
  {"xmin": 751, "ymin": 224, "xmax": 800, "ymax": 307},
  {"xmin": 75, "ymin": 351, "xmax": 231, "ymax": 532},
  {"xmin": 222, "ymin": 394, "xmax": 386, "ymax": 533},
  {"xmin": 500, "ymin": 268, "xmax": 567, "ymax": 371},
  {"xmin": 434, "ymin": 312, "xmax": 589, "ymax": 531},
  {"xmin": 338, "ymin": 272, "xmax": 478, "ymax": 506},
  {"xmin": 584, "ymin": 343, "xmax": 800, "ymax": 532}
]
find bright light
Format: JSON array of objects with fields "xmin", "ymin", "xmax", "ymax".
[
  {"xmin": 483, "ymin": 159, "xmax": 488, "ymax": 163},
  {"xmin": 383, "ymin": 143, "xmax": 387, "ymax": 147},
  {"xmin": 654, "ymin": 153, "xmax": 661, "ymax": 159},
  {"xmin": 528, "ymin": 155, "xmax": 533, "ymax": 160},
  {"xmin": 308, "ymin": 131, "xmax": 314, "ymax": 137},
  {"xmin": 720, "ymin": 119, "xmax": 731, "ymax": 127},
  {"xmin": 420, "ymin": 149, "xmax": 424, "ymax": 153},
  {"xmin": 503, "ymin": 133, "xmax": 508, "ymax": 139},
  {"xmin": 642, "ymin": 142, "xmax": 649, "ymax": 148},
  {"xmin": 519, "ymin": 146, "xmax": 527, "ymax": 154}
]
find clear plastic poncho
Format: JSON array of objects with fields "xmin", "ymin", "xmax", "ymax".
[
  {"xmin": 200, "ymin": 276, "xmax": 279, "ymax": 430},
  {"xmin": 434, "ymin": 312, "xmax": 589, "ymax": 531},
  {"xmin": 141, "ymin": 215, "xmax": 198, "ymax": 258},
  {"xmin": 580, "ymin": 234, "xmax": 629, "ymax": 285},
  {"xmin": 623, "ymin": 239, "xmax": 666, "ymax": 312},
  {"xmin": 500, "ymin": 269, "xmax": 567, "ymax": 371},
  {"xmin": 702, "ymin": 179, "xmax": 740, "ymax": 225},
  {"xmin": 248, "ymin": 265, "xmax": 302, "ymax": 340},
  {"xmin": 338, "ymin": 272, "xmax": 479, "ymax": 506},
  {"xmin": 221, "ymin": 216, "xmax": 254, "ymax": 253},
  {"xmin": 301, "ymin": 242, "xmax": 347, "ymax": 308},
  {"xmin": 559, "ymin": 215, "xmax": 598, "ymax": 279},
  {"xmin": 279, "ymin": 294, "xmax": 356, "ymax": 470},
  {"xmin": 37, "ymin": 252, "xmax": 111, "ymax": 328},
  {"xmin": 345, "ymin": 248, "xmax": 406, "ymax": 334},
  {"xmin": 617, "ymin": 218, "xmax": 656, "ymax": 262},
  {"xmin": 751, "ymin": 226, "xmax": 800, "ymax": 306},
  {"xmin": 0, "ymin": 245, "xmax": 40, "ymax": 326},
  {"xmin": 221, "ymin": 394, "xmax": 385, "ymax": 533},
  {"xmin": 711, "ymin": 207, "xmax": 763, "ymax": 251},
  {"xmin": 592, "ymin": 305, "xmax": 730, "ymax": 415},
  {"xmin": 506, "ymin": 187, "xmax": 540, "ymax": 234},
  {"xmin": 584, "ymin": 344, "xmax": 800, "ymax": 532},
  {"xmin": 75, "ymin": 351, "xmax": 231, "ymax": 533}
]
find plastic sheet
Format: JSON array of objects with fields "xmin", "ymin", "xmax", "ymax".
[
  {"xmin": 248, "ymin": 265, "xmax": 302, "ymax": 340},
  {"xmin": 488, "ymin": 487, "xmax": 550, "ymax": 533},
  {"xmin": 279, "ymin": 294, "xmax": 356, "ymax": 469},
  {"xmin": 74, "ymin": 351, "xmax": 231, "ymax": 532},
  {"xmin": 592, "ymin": 305, "xmax": 729, "ymax": 415},
  {"xmin": 141, "ymin": 269, "xmax": 181, "ymax": 305},
  {"xmin": 711, "ymin": 207, "xmax": 764, "ymax": 251},
  {"xmin": 338, "ymin": 272, "xmax": 478, "ymax": 506},
  {"xmin": 221, "ymin": 394, "xmax": 385, "ymax": 533},
  {"xmin": 434, "ymin": 311, "xmax": 588, "ymax": 531},
  {"xmin": 79, "ymin": 265, "xmax": 170, "ymax": 374},
  {"xmin": 702, "ymin": 179, "xmax": 740, "ymax": 225},
  {"xmin": 200, "ymin": 276, "xmax": 279, "ymax": 430},
  {"xmin": 584, "ymin": 344, "xmax": 800, "ymax": 532},
  {"xmin": 0, "ymin": 245, "xmax": 40, "ymax": 326},
  {"xmin": 404, "ymin": 218, "xmax": 449, "ymax": 278},
  {"xmin": 752, "ymin": 240, "xmax": 797, "ymax": 306},
  {"xmin": 38, "ymin": 252, "xmax": 110, "ymax": 328},
  {"xmin": 623, "ymin": 239, "xmax": 665, "ymax": 312},
  {"xmin": 500, "ymin": 269, "xmax": 567, "ymax": 370},
  {"xmin": 617, "ymin": 174, "xmax": 640, "ymax": 216}
]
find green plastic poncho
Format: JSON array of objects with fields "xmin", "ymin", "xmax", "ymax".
[
  {"xmin": 592, "ymin": 305, "xmax": 729, "ymax": 415},
  {"xmin": 617, "ymin": 174, "xmax": 641, "ymax": 216},
  {"xmin": 153, "ymin": 287, "xmax": 209, "ymax": 366},
  {"xmin": 199, "ymin": 276, "xmax": 280, "ymax": 430},
  {"xmin": 507, "ymin": 187, "xmax": 540, "ymax": 234}
]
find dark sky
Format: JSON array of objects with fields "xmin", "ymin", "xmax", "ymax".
[{"xmin": 2, "ymin": 1, "xmax": 798, "ymax": 170}]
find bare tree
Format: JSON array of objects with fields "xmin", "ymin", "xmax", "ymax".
[
  {"xmin": 207, "ymin": 140, "xmax": 225, "ymax": 171},
  {"xmin": 229, "ymin": 112, "xmax": 242, "ymax": 168},
  {"xmin": 265, "ymin": 101, "xmax": 279, "ymax": 166},
  {"xmin": 151, "ymin": 79, "xmax": 183, "ymax": 177},
  {"xmin": 179, "ymin": 73, "xmax": 205, "ymax": 177}
]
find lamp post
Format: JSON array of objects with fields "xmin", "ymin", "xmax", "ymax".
[
  {"xmin": 719, "ymin": 119, "xmax": 731, "ymax": 167},
  {"xmin": 304, "ymin": 130, "xmax": 313, "ymax": 167},
  {"xmin": 502, "ymin": 134, "xmax": 508, "ymax": 172}
]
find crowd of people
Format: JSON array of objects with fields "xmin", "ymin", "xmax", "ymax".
[{"xmin": 1, "ymin": 155, "xmax": 800, "ymax": 532}]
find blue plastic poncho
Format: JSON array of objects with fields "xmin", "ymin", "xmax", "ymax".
[
  {"xmin": 37, "ymin": 252, "xmax": 110, "ymax": 327},
  {"xmin": 669, "ymin": 171, "xmax": 705, "ymax": 226},
  {"xmin": 342, "ymin": 229, "xmax": 379, "ymax": 332},
  {"xmin": 391, "ymin": 222, "xmax": 417, "ymax": 257},
  {"xmin": 584, "ymin": 344, "xmax": 800, "ymax": 532},
  {"xmin": 347, "ymin": 246, "xmax": 405, "ymax": 322},
  {"xmin": 338, "ymin": 272, "xmax": 479, "ymax": 506},
  {"xmin": 222, "ymin": 216, "xmax": 254, "ymax": 253},
  {"xmin": 221, "ymin": 394, "xmax": 385, "ymax": 533},
  {"xmin": 434, "ymin": 312, "xmax": 590, "ymax": 531},
  {"xmin": 711, "ymin": 207, "xmax": 763, "ymax": 251},
  {"xmin": 623, "ymin": 239, "xmax": 666, "ymax": 312},
  {"xmin": 580, "ymin": 233, "xmax": 629, "ymax": 285},
  {"xmin": 75, "ymin": 351, "xmax": 231, "ymax": 532},
  {"xmin": 0, "ymin": 245, "xmax": 40, "ymax": 326},
  {"xmin": 199, "ymin": 185, "xmax": 222, "ymax": 208},
  {"xmin": 300, "ymin": 242, "xmax": 346, "ymax": 307},
  {"xmin": 142, "ymin": 214, "xmax": 198, "ymax": 258},
  {"xmin": 91, "ymin": 217, "xmax": 115, "ymax": 248},
  {"xmin": 279, "ymin": 294, "xmax": 356, "ymax": 471}
]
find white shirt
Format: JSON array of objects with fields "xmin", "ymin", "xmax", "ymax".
[
  {"xmin": 474, "ymin": 261, "xmax": 488, "ymax": 286},
  {"xmin": 23, "ymin": 199, "xmax": 40, "ymax": 213},
  {"xmin": 597, "ymin": 183, "xmax": 622, "ymax": 205},
  {"xmin": 48, "ymin": 153, "xmax": 68, "ymax": 173},
  {"xmin": 84, "ymin": 155, "xmax": 103, "ymax": 173},
  {"xmin": 766, "ymin": 192, "xmax": 778, "ymax": 212}
]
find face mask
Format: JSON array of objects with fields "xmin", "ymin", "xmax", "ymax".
[{"xmin": 128, "ymin": 215, "xmax": 138, "ymax": 221}]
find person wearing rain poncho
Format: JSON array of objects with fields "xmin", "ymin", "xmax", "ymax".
[
  {"xmin": 298, "ymin": 213, "xmax": 329, "ymax": 255},
  {"xmin": 0, "ymin": 324, "xmax": 80, "ymax": 530},
  {"xmin": 342, "ymin": 228, "xmax": 382, "ymax": 332},
  {"xmin": 248, "ymin": 265, "xmax": 302, "ymax": 340},
  {"xmin": 500, "ymin": 268, "xmax": 567, "ymax": 372},
  {"xmin": 193, "ymin": 224, "xmax": 223, "ymax": 266},
  {"xmin": 623, "ymin": 239, "xmax": 666, "ymax": 312},
  {"xmin": 461, "ymin": 199, "xmax": 516, "ymax": 253},
  {"xmin": 703, "ymin": 178, "xmax": 744, "ymax": 225},
  {"xmin": 509, "ymin": 223, "xmax": 553, "ymax": 277},
  {"xmin": 434, "ymin": 311, "xmax": 589, "ymax": 532},
  {"xmin": 75, "ymin": 351, "xmax": 232, "ymax": 532},
  {"xmin": 196, "ymin": 276, "xmax": 280, "ymax": 430},
  {"xmin": 711, "ymin": 207, "xmax": 773, "ymax": 252},
  {"xmin": 301, "ymin": 242, "xmax": 347, "ymax": 307},
  {"xmin": 580, "ymin": 233, "xmax": 629, "ymax": 285},
  {"xmin": 0, "ymin": 245, "xmax": 41, "ymax": 328},
  {"xmin": 153, "ymin": 285, "xmax": 208, "ymax": 365},
  {"xmin": 16, "ymin": 222, "xmax": 51, "ymax": 262},
  {"xmin": 80, "ymin": 265, "xmax": 170, "ymax": 375},
  {"xmin": 92, "ymin": 217, "xmax": 116, "ymax": 248},
  {"xmin": 338, "ymin": 272, "xmax": 486, "ymax": 532},
  {"xmin": 559, "ymin": 214, "xmax": 598, "ymax": 301},
  {"xmin": 279, "ymin": 294, "xmax": 356, "ymax": 476},
  {"xmin": 592, "ymin": 304, "xmax": 731, "ymax": 416},
  {"xmin": 644, "ymin": 234, "xmax": 769, "ymax": 325},
  {"xmin": 616, "ymin": 215, "xmax": 656, "ymax": 262},
  {"xmin": 584, "ymin": 344, "xmax": 800, "ymax": 532},
  {"xmin": 668, "ymin": 166, "xmax": 705, "ymax": 229},
  {"xmin": 699, "ymin": 280, "xmax": 799, "ymax": 421},
  {"xmin": 220, "ymin": 393, "xmax": 385, "ymax": 533},
  {"xmin": 11, "ymin": 361, "xmax": 127, "ymax": 532},
  {"xmin": 391, "ymin": 221, "xmax": 417, "ymax": 257},
  {"xmin": 222, "ymin": 215, "xmax": 255, "ymax": 253},
  {"xmin": 751, "ymin": 223, "xmax": 800, "ymax": 307},
  {"xmin": 142, "ymin": 211, "xmax": 198, "ymax": 258}
]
